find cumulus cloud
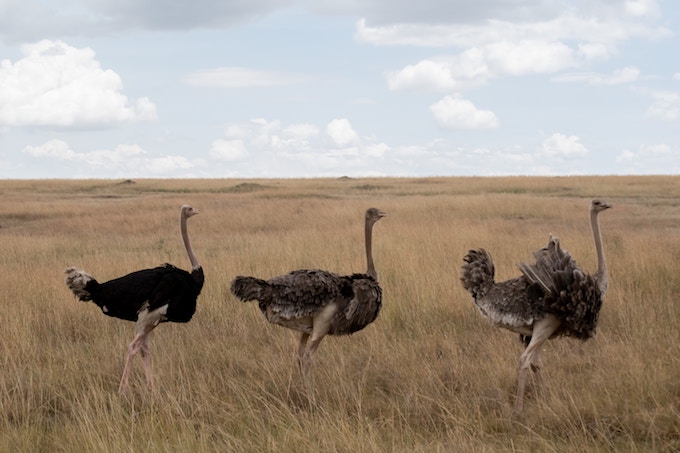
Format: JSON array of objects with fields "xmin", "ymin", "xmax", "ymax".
[
  {"xmin": 483, "ymin": 40, "xmax": 576, "ymax": 76},
  {"xmin": 430, "ymin": 96, "xmax": 498, "ymax": 130},
  {"xmin": 22, "ymin": 140, "xmax": 197, "ymax": 176},
  {"xmin": 362, "ymin": 3, "xmax": 670, "ymax": 94},
  {"xmin": 537, "ymin": 133, "xmax": 588, "ymax": 158},
  {"xmin": 0, "ymin": 40, "xmax": 157, "ymax": 127},
  {"xmin": 206, "ymin": 118, "xmax": 391, "ymax": 177},
  {"xmin": 22, "ymin": 139, "xmax": 77, "ymax": 159},
  {"xmin": 327, "ymin": 118, "xmax": 359, "ymax": 146},
  {"xmin": 387, "ymin": 39, "xmax": 580, "ymax": 92},
  {"xmin": 387, "ymin": 60, "xmax": 460, "ymax": 92}
]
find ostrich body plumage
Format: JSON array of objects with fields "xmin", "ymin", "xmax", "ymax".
[
  {"xmin": 231, "ymin": 269, "xmax": 382, "ymax": 336},
  {"xmin": 66, "ymin": 264, "xmax": 203, "ymax": 323}
]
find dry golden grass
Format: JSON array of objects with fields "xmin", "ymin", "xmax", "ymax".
[{"xmin": 1, "ymin": 176, "xmax": 679, "ymax": 452}]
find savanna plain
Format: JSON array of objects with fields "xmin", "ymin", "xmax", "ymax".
[{"xmin": 1, "ymin": 176, "xmax": 679, "ymax": 452}]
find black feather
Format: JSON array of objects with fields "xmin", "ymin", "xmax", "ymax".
[{"xmin": 67, "ymin": 264, "xmax": 204, "ymax": 322}]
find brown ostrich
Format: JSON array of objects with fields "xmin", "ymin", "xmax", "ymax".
[
  {"xmin": 461, "ymin": 199, "xmax": 611, "ymax": 412},
  {"xmin": 231, "ymin": 208, "xmax": 386, "ymax": 383}
]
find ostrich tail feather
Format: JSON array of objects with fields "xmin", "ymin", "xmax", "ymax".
[
  {"xmin": 461, "ymin": 248, "xmax": 495, "ymax": 299},
  {"xmin": 230, "ymin": 276, "xmax": 269, "ymax": 302}
]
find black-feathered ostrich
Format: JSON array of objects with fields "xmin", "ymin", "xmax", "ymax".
[
  {"xmin": 461, "ymin": 199, "xmax": 611, "ymax": 412},
  {"xmin": 65, "ymin": 205, "xmax": 204, "ymax": 393},
  {"xmin": 231, "ymin": 208, "xmax": 386, "ymax": 383}
]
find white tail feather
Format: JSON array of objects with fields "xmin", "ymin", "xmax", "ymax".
[{"xmin": 64, "ymin": 267, "xmax": 94, "ymax": 301}]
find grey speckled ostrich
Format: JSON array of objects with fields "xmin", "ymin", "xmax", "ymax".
[
  {"xmin": 231, "ymin": 208, "xmax": 386, "ymax": 383},
  {"xmin": 461, "ymin": 199, "xmax": 611, "ymax": 413}
]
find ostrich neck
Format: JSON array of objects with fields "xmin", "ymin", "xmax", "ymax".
[
  {"xmin": 181, "ymin": 214, "xmax": 200, "ymax": 270},
  {"xmin": 591, "ymin": 210, "xmax": 607, "ymax": 294},
  {"xmin": 365, "ymin": 220, "xmax": 377, "ymax": 280}
]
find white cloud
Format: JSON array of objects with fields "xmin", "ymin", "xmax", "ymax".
[
  {"xmin": 615, "ymin": 143, "xmax": 679, "ymax": 173},
  {"xmin": 79, "ymin": 144, "xmax": 147, "ymax": 168},
  {"xmin": 22, "ymin": 140, "xmax": 197, "ymax": 176},
  {"xmin": 356, "ymin": 10, "xmax": 671, "ymax": 49},
  {"xmin": 0, "ymin": 40, "xmax": 157, "ymax": 127},
  {"xmin": 22, "ymin": 139, "xmax": 76, "ymax": 159},
  {"xmin": 388, "ymin": 53, "xmax": 491, "ymax": 92},
  {"xmin": 327, "ymin": 118, "xmax": 360, "ymax": 146},
  {"xmin": 387, "ymin": 40, "xmax": 577, "ymax": 92},
  {"xmin": 554, "ymin": 66, "xmax": 640, "ymax": 85},
  {"xmin": 184, "ymin": 67, "xmax": 309, "ymax": 88},
  {"xmin": 647, "ymin": 91, "xmax": 680, "ymax": 121},
  {"xmin": 210, "ymin": 139, "xmax": 249, "ymax": 161},
  {"xmin": 674, "ymin": 73, "xmax": 680, "ymax": 81},
  {"xmin": 361, "ymin": 5, "xmax": 671, "ymax": 95},
  {"xmin": 387, "ymin": 60, "xmax": 460, "ymax": 92},
  {"xmin": 483, "ymin": 40, "xmax": 576, "ymax": 75},
  {"xmin": 430, "ymin": 96, "xmax": 498, "ymax": 130},
  {"xmin": 537, "ymin": 133, "xmax": 588, "ymax": 158},
  {"xmin": 205, "ymin": 118, "xmax": 394, "ymax": 177}
]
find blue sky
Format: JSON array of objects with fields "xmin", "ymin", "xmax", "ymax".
[{"xmin": 1, "ymin": 0, "xmax": 678, "ymax": 178}]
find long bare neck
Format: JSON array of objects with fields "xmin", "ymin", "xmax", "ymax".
[
  {"xmin": 365, "ymin": 219, "xmax": 377, "ymax": 280},
  {"xmin": 181, "ymin": 213, "xmax": 200, "ymax": 270},
  {"xmin": 591, "ymin": 209, "xmax": 607, "ymax": 294}
]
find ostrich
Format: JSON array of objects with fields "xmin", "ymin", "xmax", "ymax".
[
  {"xmin": 64, "ymin": 205, "xmax": 204, "ymax": 393},
  {"xmin": 461, "ymin": 198, "xmax": 611, "ymax": 412},
  {"xmin": 230, "ymin": 207, "xmax": 386, "ymax": 383}
]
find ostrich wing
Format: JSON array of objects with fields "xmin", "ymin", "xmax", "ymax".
[
  {"xmin": 261, "ymin": 269, "xmax": 352, "ymax": 319},
  {"xmin": 90, "ymin": 267, "xmax": 171, "ymax": 321},
  {"xmin": 332, "ymin": 274, "xmax": 382, "ymax": 335},
  {"xmin": 519, "ymin": 237, "xmax": 603, "ymax": 339},
  {"xmin": 147, "ymin": 265, "xmax": 203, "ymax": 323},
  {"xmin": 91, "ymin": 264, "xmax": 201, "ymax": 322}
]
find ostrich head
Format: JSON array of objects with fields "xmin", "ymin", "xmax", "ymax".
[
  {"xmin": 591, "ymin": 199, "xmax": 612, "ymax": 213},
  {"xmin": 181, "ymin": 205, "xmax": 199, "ymax": 219},
  {"xmin": 366, "ymin": 207, "xmax": 387, "ymax": 225}
]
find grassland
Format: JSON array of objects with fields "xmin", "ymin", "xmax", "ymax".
[{"xmin": 0, "ymin": 176, "xmax": 679, "ymax": 452}]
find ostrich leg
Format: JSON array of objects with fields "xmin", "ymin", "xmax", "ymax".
[{"xmin": 515, "ymin": 315, "xmax": 561, "ymax": 413}]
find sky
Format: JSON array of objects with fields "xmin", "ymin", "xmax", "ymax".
[{"xmin": 0, "ymin": 0, "xmax": 679, "ymax": 178}]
